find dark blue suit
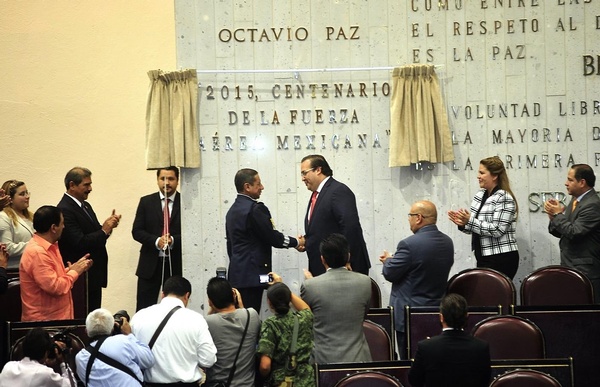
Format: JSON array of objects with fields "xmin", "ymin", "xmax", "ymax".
[
  {"xmin": 304, "ymin": 177, "xmax": 370, "ymax": 276},
  {"xmin": 226, "ymin": 194, "xmax": 297, "ymax": 310},
  {"xmin": 409, "ymin": 330, "xmax": 491, "ymax": 387}
]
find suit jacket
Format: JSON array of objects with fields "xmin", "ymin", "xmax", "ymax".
[
  {"xmin": 132, "ymin": 192, "xmax": 182, "ymax": 279},
  {"xmin": 304, "ymin": 178, "xmax": 370, "ymax": 276},
  {"xmin": 301, "ymin": 267, "xmax": 372, "ymax": 363},
  {"xmin": 57, "ymin": 193, "xmax": 109, "ymax": 288},
  {"xmin": 549, "ymin": 190, "xmax": 600, "ymax": 281},
  {"xmin": 226, "ymin": 194, "xmax": 297, "ymax": 288},
  {"xmin": 408, "ymin": 330, "xmax": 491, "ymax": 387},
  {"xmin": 383, "ymin": 225, "xmax": 454, "ymax": 332}
]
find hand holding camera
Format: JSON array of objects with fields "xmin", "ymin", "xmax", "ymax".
[{"xmin": 113, "ymin": 310, "xmax": 131, "ymax": 335}]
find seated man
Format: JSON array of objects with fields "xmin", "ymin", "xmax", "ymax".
[
  {"xmin": 409, "ymin": 293, "xmax": 491, "ymax": 387},
  {"xmin": 131, "ymin": 275, "xmax": 217, "ymax": 386},
  {"xmin": 0, "ymin": 327, "xmax": 75, "ymax": 386},
  {"xmin": 76, "ymin": 308, "xmax": 155, "ymax": 386},
  {"xmin": 205, "ymin": 277, "xmax": 261, "ymax": 387}
]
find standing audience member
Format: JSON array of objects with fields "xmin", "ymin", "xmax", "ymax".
[
  {"xmin": 76, "ymin": 308, "xmax": 155, "ymax": 386},
  {"xmin": 205, "ymin": 277, "xmax": 261, "ymax": 387},
  {"xmin": 300, "ymin": 154, "xmax": 370, "ymax": 276},
  {"xmin": 380, "ymin": 200, "xmax": 454, "ymax": 359},
  {"xmin": 226, "ymin": 168, "xmax": 304, "ymax": 312},
  {"xmin": 258, "ymin": 277, "xmax": 315, "ymax": 387},
  {"xmin": 0, "ymin": 244, "xmax": 8, "ymax": 294},
  {"xmin": 0, "ymin": 327, "xmax": 75, "ymax": 387},
  {"xmin": 131, "ymin": 275, "xmax": 217, "ymax": 386},
  {"xmin": 408, "ymin": 294, "xmax": 491, "ymax": 387},
  {"xmin": 58, "ymin": 166, "xmax": 121, "ymax": 311},
  {"xmin": 0, "ymin": 180, "xmax": 34, "ymax": 270},
  {"xmin": 545, "ymin": 164, "xmax": 600, "ymax": 302},
  {"xmin": 132, "ymin": 166, "xmax": 182, "ymax": 311},
  {"xmin": 20, "ymin": 205, "xmax": 92, "ymax": 321},
  {"xmin": 448, "ymin": 156, "xmax": 520, "ymax": 279},
  {"xmin": 301, "ymin": 233, "xmax": 372, "ymax": 363}
]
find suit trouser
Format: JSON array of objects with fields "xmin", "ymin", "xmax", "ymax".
[
  {"xmin": 136, "ymin": 256, "xmax": 172, "ymax": 311},
  {"xmin": 237, "ymin": 287, "xmax": 264, "ymax": 313}
]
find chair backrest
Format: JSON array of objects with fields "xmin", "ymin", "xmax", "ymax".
[
  {"xmin": 366, "ymin": 307, "xmax": 395, "ymax": 356},
  {"xmin": 472, "ymin": 315, "xmax": 545, "ymax": 359},
  {"xmin": 363, "ymin": 320, "xmax": 393, "ymax": 361},
  {"xmin": 490, "ymin": 369, "xmax": 562, "ymax": 387},
  {"xmin": 521, "ymin": 265, "xmax": 594, "ymax": 306},
  {"xmin": 0, "ymin": 278, "xmax": 22, "ymax": 322},
  {"xmin": 335, "ymin": 371, "xmax": 403, "ymax": 387},
  {"xmin": 370, "ymin": 277, "xmax": 382, "ymax": 308},
  {"xmin": 447, "ymin": 268, "xmax": 516, "ymax": 313}
]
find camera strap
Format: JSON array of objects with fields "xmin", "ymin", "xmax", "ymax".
[
  {"xmin": 223, "ymin": 308, "xmax": 251, "ymax": 387},
  {"xmin": 85, "ymin": 336, "xmax": 144, "ymax": 386},
  {"xmin": 148, "ymin": 305, "xmax": 181, "ymax": 349}
]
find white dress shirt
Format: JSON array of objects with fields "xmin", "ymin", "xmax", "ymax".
[{"xmin": 0, "ymin": 357, "xmax": 73, "ymax": 387}]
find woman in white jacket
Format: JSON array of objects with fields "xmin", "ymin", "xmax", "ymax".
[{"xmin": 0, "ymin": 180, "xmax": 34, "ymax": 270}]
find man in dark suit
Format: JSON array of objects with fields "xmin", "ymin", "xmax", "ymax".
[
  {"xmin": 300, "ymin": 154, "xmax": 370, "ymax": 276},
  {"xmin": 408, "ymin": 293, "xmax": 491, "ymax": 387},
  {"xmin": 132, "ymin": 166, "xmax": 182, "ymax": 311},
  {"xmin": 545, "ymin": 164, "xmax": 600, "ymax": 302},
  {"xmin": 380, "ymin": 200, "xmax": 454, "ymax": 359},
  {"xmin": 226, "ymin": 168, "xmax": 304, "ymax": 312},
  {"xmin": 57, "ymin": 167, "xmax": 121, "ymax": 311},
  {"xmin": 301, "ymin": 233, "xmax": 372, "ymax": 363}
]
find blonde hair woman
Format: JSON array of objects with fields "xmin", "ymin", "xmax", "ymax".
[{"xmin": 0, "ymin": 180, "xmax": 34, "ymax": 269}]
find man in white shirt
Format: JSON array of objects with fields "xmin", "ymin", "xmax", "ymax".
[{"xmin": 131, "ymin": 275, "xmax": 217, "ymax": 386}]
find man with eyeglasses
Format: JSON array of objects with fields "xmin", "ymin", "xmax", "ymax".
[
  {"xmin": 379, "ymin": 200, "xmax": 454, "ymax": 359},
  {"xmin": 300, "ymin": 154, "xmax": 370, "ymax": 276}
]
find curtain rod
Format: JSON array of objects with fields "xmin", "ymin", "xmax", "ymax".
[{"xmin": 195, "ymin": 65, "xmax": 444, "ymax": 75}]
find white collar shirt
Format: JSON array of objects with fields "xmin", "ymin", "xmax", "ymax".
[{"xmin": 0, "ymin": 357, "xmax": 72, "ymax": 387}]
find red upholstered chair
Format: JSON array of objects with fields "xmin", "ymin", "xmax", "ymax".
[
  {"xmin": 447, "ymin": 268, "xmax": 516, "ymax": 313},
  {"xmin": 0, "ymin": 278, "xmax": 22, "ymax": 322},
  {"xmin": 363, "ymin": 320, "xmax": 393, "ymax": 361},
  {"xmin": 521, "ymin": 265, "xmax": 594, "ymax": 306},
  {"xmin": 472, "ymin": 316, "xmax": 545, "ymax": 359},
  {"xmin": 370, "ymin": 277, "xmax": 382, "ymax": 308},
  {"xmin": 489, "ymin": 369, "xmax": 562, "ymax": 387},
  {"xmin": 335, "ymin": 371, "xmax": 403, "ymax": 387}
]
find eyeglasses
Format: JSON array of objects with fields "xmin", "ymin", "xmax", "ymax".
[
  {"xmin": 17, "ymin": 191, "xmax": 31, "ymax": 197},
  {"xmin": 408, "ymin": 213, "xmax": 429, "ymax": 218},
  {"xmin": 300, "ymin": 168, "xmax": 315, "ymax": 177}
]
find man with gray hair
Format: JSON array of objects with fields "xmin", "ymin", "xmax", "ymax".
[{"xmin": 75, "ymin": 308, "xmax": 154, "ymax": 386}]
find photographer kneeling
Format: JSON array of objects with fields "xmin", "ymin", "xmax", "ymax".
[
  {"xmin": 75, "ymin": 308, "xmax": 155, "ymax": 386},
  {"xmin": 0, "ymin": 327, "xmax": 75, "ymax": 386}
]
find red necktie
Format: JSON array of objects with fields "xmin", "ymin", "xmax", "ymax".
[
  {"xmin": 163, "ymin": 198, "xmax": 170, "ymax": 235},
  {"xmin": 309, "ymin": 191, "xmax": 318, "ymax": 222}
]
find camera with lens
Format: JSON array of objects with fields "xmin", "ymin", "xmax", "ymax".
[
  {"xmin": 113, "ymin": 310, "xmax": 130, "ymax": 335},
  {"xmin": 47, "ymin": 328, "xmax": 73, "ymax": 359}
]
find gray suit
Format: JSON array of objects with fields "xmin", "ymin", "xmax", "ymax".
[
  {"xmin": 549, "ymin": 190, "xmax": 600, "ymax": 302},
  {"xmin": 301, "ymin": 267, "xmax": 372, "ymax": 364}
]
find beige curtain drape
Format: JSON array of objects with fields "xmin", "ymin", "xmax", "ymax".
[
  {"xmin": 389, "ymin": 64, "xmax": 454, "ymax": 167},
  {"xmin": 145, "ymin": 69, "xmax": 200, "ymax": 169}
]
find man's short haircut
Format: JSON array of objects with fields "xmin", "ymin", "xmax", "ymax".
[
  {"xmin": 207, "ymin": 277, "xmax": 234, "ymax": 309},
  {"xmin": 33, "ymin": 205, "xmax": 62, "ymax": 233},
  {"xmin": 64, "ymin": 167, "xmax": 92, "ymax": 190},
  {"xmin": 163, "ymin": 275, "xmax": 192, "ymax": 297},
  {"xmin": 301, "ymin": 154, "xmax": 333, "ymax": 176},
  {"xmin": 267, "ymin": 282, "xmax": 291, "ymax": 316},
  {"xmin": 440, "ymin": 293, "xmax": 468, "ymax": 329},
  {"xmin": 157, "ymin": 166, "xmax": 180, "ymax": 179},
  {"xmin": 319, "ymin": 233, "xmax": 349, "ymax": 268},
  {"xmin": 571, "ymin": 164, "xmax": 596, "ymax": 188},
  {"xmin": 22, "ymin": 328, "xmax": 52, "ymax": 362},
  {"xmin": 86, "ymin": 308, "xmax": 115, "ymax": 339},
  {"xmin": 234, "ymin": 168, "xmax": 258, "ymax": 193}
]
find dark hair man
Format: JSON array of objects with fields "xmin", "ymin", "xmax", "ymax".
[
  {"xmin": 0, "ymin": 327, "xmax": 74, "ymax": 386},
  {"xmin": 301, "ymin": 233, "xmax": 372, "ymax": 363},
  {"xmin": 409, "ymin": 294, "xmax": 491, "ymax": 387},
  {"xmin": 380, "ymin": 200, "xmax": 454, "ymax": 358},
  {"xmin": 300, "ymin": 154, "xmax": 370, "ymax": 276},
  {"xmin": 545, "ymin": 164, "xmax": 600, "ymax": 302},
  {"xmin": 132, "ymin": 166, "xmax": 183, "ymax": 311},
  {"xmin": 57, "ymin": 166, "xmax": 121, "ymax": 311},
  {"xmin": 205, "ymin": 277, "xmax": 261, "ymax": 386},
  {"xmin": 20, "ymin": 205, "xmax": 92, "ymax": 321},
  {"xmin": 76, "ymin": 308, "xmax": 154, "ymax": 386},
  {"xmin": 131, "ymin": 276, "xmax": 217, "ymax": 386},
  {"xmin": 225, "ymin": 168, "xmax": 304, "ymax": 311}
]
